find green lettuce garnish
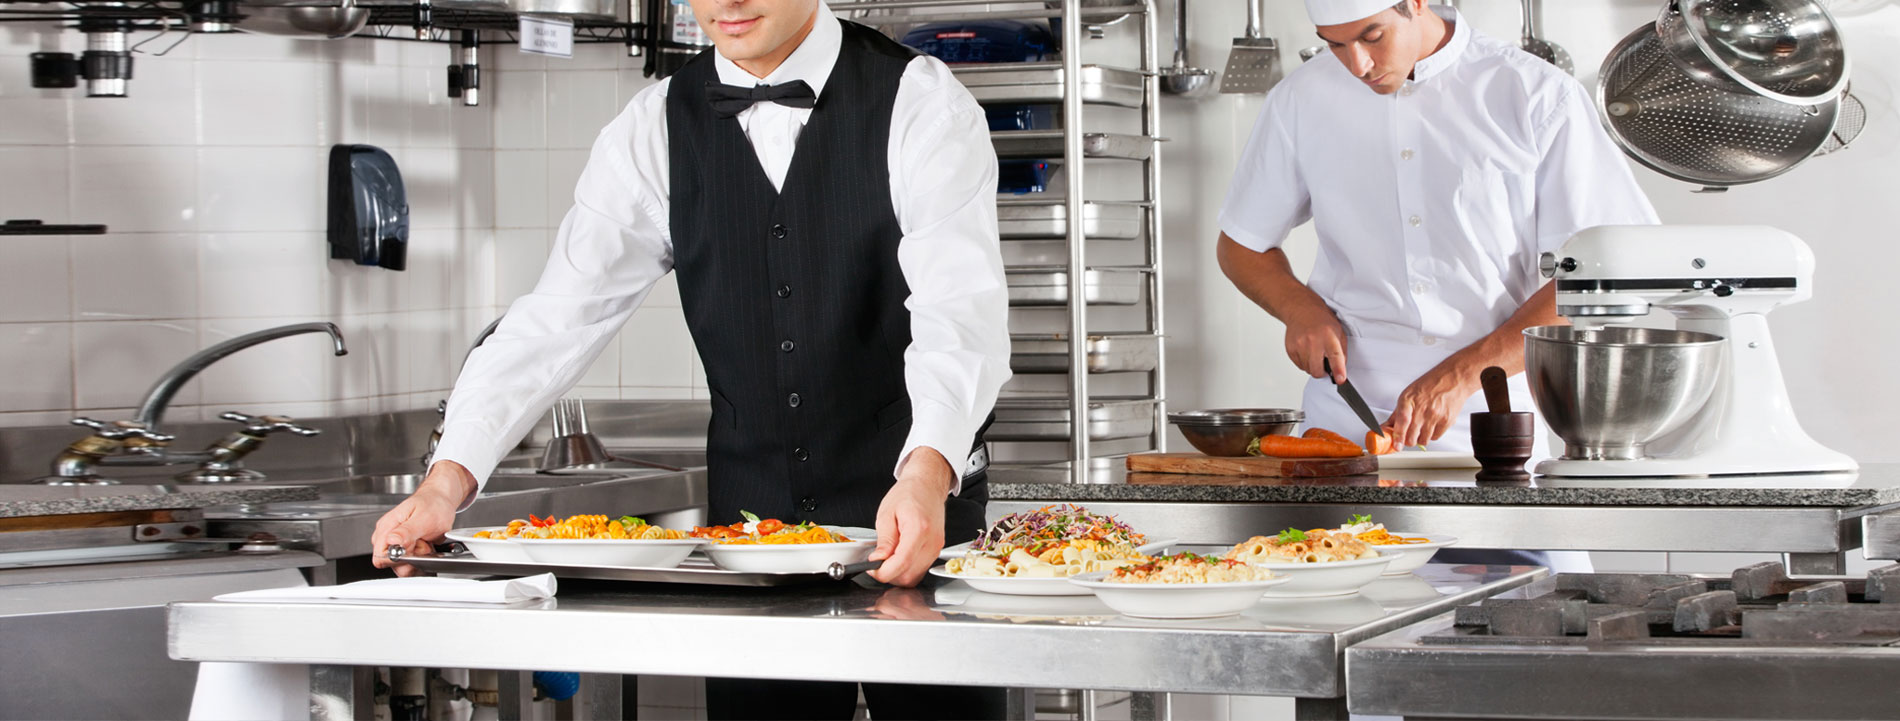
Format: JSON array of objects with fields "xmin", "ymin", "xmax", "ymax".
[{"xmin": 1276, "ymin": 527, "xmax": 1308, "ymax": 544}]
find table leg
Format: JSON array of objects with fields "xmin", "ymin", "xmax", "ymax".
[
  {"xmin": 1130, "ymin": 691, "xmax": 1166, "ymax": 721},
  {"xmin": 1783, "ymin": 552, "xmax": 1847, "ymax": 576},
  {"xmin": 309, "ymin": 665, "xmax": 374, "ymax": 721},
  {"xmin": 1005, "ymin": 688, "xmax": 1036, "ymax": 721},
  {"xmin": 575, "ymin": 673, "xmax": 623, "ymax": 720},
  {"xmin": 497, "ymin": 671, "xmax": 536, "ymax": 721},
  {"xmin": 1293, "ymin": 696, "xmax": 1349, "ymax": 721}
]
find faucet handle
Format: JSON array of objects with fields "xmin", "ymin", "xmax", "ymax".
[
  {"xmin": 71, "ymin": 417, "xmax": 176, "ymax": 443},
  {"xmin": 219, "ymin": 412, "xmax": 321, "ymax": 438}
]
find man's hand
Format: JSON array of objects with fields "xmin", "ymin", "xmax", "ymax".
[
  {"xmin": 1383, "ymin": 361, "xmax": 1481, "ymax": 448},
  {"xmin": 1285, "ymin": 302, "xmax": 1349, "ymax": 383},
  {"xmin": 868, "ymin": 447, "xmax": 953, "ymax": 587},
  {"xmin": 370, "ymin": 461, "xmax": 476, "ymax": 577}
]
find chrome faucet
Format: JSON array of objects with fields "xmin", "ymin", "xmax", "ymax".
[
  {"xmin": 425, "ymin": 315, "xmax": 505, "ymax": 466},
  {"xmin": 35, "ymin": 322, "xmax": 349, "ymax": 485}
]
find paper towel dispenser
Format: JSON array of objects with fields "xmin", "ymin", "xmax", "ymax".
[{"xmin": 326, "ymin": 144, "xmax": 408, "ymax": 271}]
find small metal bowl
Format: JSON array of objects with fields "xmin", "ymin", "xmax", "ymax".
[{"xmin": 1167, "ymin": 409, "xmax": 1302, "ymax": 457}]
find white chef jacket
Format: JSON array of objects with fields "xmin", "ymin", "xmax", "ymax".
[
  {"xmin": 432, "ymin": 2, "xmax": 1012, "ymax": 503},
  {"xmin": 1216, "ymin": 4, "xmax": 1657, "ymax": 455}
]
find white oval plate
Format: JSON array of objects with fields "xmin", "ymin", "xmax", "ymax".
[
  {"xmin": 444, "ymin": 527, "xmax": 535, "ymax": 563},
  {"xmin": 515, "ymin": 537, "xmax": 707, "ymax": 568},
  {"xmin": 1245, "ymin": 552, "xmax": 1397, "ymax": 598},
  {"xmin": 701, "ymin": 538, "xmax": 876, "ymax": 574},
  {"xmin": 1068, "ymin": 570, "xmax": 1294, "ymax": 619},
  {"xmin": 1361, "ymin": 533, "xmax": 1459, "ymax": 575},
  {"xmin": 927, "ymin": 567, "xmax": 1097, "ymax": 596}
]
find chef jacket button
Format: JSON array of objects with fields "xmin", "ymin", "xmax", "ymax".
[
  {"xmin": 780, "ymin": 340, "xmax": 795, "ymax": 352},
  {"xmin": 1408, "ymin": 215, "xmax": 1422, "ymax": 227},
  {"xmin": 1413, "ymin": 282, "xmax": 1429, "ymax": 295},
  {"xmin": 788, "ymin": 392, "xmax": 802, "ymax": 408},
  {"xmin": 1400, "ymin": 148, "xmax": 1415, "ymax": 161},
  {"xmin": 1422, "ymin": 335, "xmax": 1439, "ymax": 346},
  {"xmin": 799, "ymin": 497, "xmax": 818, "ymax": 513},
  {"xmin": 776, "ymin": 285, "xmax": 792, "ymax": 298},
  {"xmin": 793, "ymin": 447, "xmax": 810, "ymax": 462},
  {"xmin": 771, "ymin": 224, "xmax": 788, "ymax": 239},
  {"xmin": 1400, "ymin": 84, "xmax": 1414, "ymax": 96}
]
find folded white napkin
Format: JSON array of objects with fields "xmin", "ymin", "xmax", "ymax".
[{"xmin": 213, "ymin": 573, "xmax": 557, "ymax": 604}]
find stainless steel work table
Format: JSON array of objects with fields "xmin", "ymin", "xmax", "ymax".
[
  {"xmin": 168, "ymin": 563, "xmax": 1545, "ymax": 720},
  {"xmin": 989, "ymin": 463, "xmax": 1900, "ymax": 572}
]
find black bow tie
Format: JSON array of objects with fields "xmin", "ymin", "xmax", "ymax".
[{"xmin": 705, "ymin": 80, "xmax": 818, "ymax": 118}]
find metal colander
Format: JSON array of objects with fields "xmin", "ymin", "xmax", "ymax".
[
  {"xmin": 1656, "ymin": 0, "xmax": 1850, "ymax": 106},
  {"xmin": 1816, "ymin": 87, "xmax": 1867, "ymax": 155},
  {"xmin": 1598, "ymin": 22, "xmax": 1840, "ymax": 188}
]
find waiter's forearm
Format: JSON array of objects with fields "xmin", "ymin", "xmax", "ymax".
[
  {"xmin": 1216, "ymin": 234, "xmax": 1333, "ymax": 325},
  {"xmin": 1449, "ymin": 283, "xmax": 1565, "ymax": 376}
]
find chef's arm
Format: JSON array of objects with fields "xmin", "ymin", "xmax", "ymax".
[
  {"xmin": 1436, "ymin": 282, "xmax": 1564, "ymax": 379},
  {"xmin": 1217, "ymin": 234, "xmax": 1348, "ymax": 382}
]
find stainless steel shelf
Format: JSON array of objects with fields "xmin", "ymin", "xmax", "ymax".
[
  {"xmin": 998, "ymin": 200, "xmax": 1143, "ymax": 240},
  {"xmin": 1006, "ymin": 266, "xmax": 1146, "ymax": 306},
  {"xmin": 992, "ymin": 131, "xmax": 1157, "ymax": 161},
  {"xmin": 990, "ymin": 397, "xmax": 1157, "ymax": 442},
  {"xmin": 953, "ymin": 63, "xmax": 1147, "ymax": 108},
  {"xmin": 1011, "ymin": 333, "xmax": 1159, "ymax": 374},
  {"xmin": 833, "ymin": 0, "xmax": 1147, "ymax": 25}
]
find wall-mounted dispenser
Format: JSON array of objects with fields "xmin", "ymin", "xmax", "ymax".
[{"xmin": 326, "ymin": 144, "xmax": 409, "ymax": 271}]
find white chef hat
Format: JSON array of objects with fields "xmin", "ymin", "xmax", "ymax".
[{"xmin": 1305, "ymin": 0, "xmax": 1400, "ymax": 25}]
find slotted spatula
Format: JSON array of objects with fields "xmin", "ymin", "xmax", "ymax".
[{"xmin": 1220, "ymin": 0, "xmax": 1280, "ymax": 94}]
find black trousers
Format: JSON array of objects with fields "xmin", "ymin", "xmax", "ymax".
[{"xmin": 705, "ymin": 678, "xmax": 1006, "ymax": 721}]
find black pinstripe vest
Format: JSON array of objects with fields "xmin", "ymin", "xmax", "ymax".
[{"xmin": 666, "ymin": 21, "xmax": 988, "ymax": 538}]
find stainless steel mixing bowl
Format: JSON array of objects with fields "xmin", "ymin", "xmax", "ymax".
[
  {"xmin": 1167, "ymin": 408, "xmax": 1302, "ymax": 457},
  {"xmin": 1524, "ymin": 326, "xmax": 1728, "ymax": 461}
]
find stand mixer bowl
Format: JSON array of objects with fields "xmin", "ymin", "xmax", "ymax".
[{"xmin": 1524, "ymin": 326, "xmax": 1728, "ymax": 461}]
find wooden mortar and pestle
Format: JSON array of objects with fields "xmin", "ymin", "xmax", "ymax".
[{"xmin": 1471, "ymin": 366, "xmax": 1534, "ymax": 482}]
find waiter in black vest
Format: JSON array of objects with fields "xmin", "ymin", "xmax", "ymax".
[{"xmin": 369, "ymin": 0, "xmax": 1011, "ymax": 716}]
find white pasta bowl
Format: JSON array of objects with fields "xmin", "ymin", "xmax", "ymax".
[
  {"xmin": 444, "ymin": 527, "xmax": 535, "ymax": 563},
  {"xmin": 702, "ymin": 537, "xmax": 876, "ymax": 574},
  {"xmin": 1243, "ymin": 551, "xmax": 1398, "ymax": 598},
  {"xmin": 1067, "ymin": 571, "xmax": 1294, "ymax": 619},
  {"xmin": 1366, "ymin": 533, "xmax": 1458, "ymax": 576},
  {"xmin": 515, "ymin": 537, "xmax": 707, "ymax": 568}
]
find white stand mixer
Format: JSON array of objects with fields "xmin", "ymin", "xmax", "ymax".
[{"xmin": 1532, "ymin": 225, "xmax": 1857, "ymax": 478}]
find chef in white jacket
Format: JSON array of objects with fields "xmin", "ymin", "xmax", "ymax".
[{"xmin": 1216, "ymin": 0, "xmax": 1659, "ymax": 570}]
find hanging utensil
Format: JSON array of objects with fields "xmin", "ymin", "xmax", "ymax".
[
  {"xmin": 1597, "ymin": 21, "xmax": 1840, "ymax": 191},
  {"xmin": 1815, "ymin": 86, "xmax": 1867, "ymax": 155},
  {"xmin": 1654, "ymin": 0, "xmax": 1849, "ymax": 107},
  {"xmin": 1160, "ymin": 0, "xmax": 1217, "ymax": 98},
  {"xmin": 1220, "ymin": 0, "xmax": 1280, "ymax": 94},
  {"xmin": 1519, "ymin": 0, "xmax": 1573, "ymax": 74}
]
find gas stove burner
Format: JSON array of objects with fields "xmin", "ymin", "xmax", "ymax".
[{"xmin": 1426, "ymin": 563, "xmax": 1900, "ymax": 646}]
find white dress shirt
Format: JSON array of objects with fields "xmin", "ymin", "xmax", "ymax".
[
  {"xmin": 433, "ymin": 3, "xmax": 1012, "ymax": 503},
  {"xmin": 1218, "ymin": 4, "xmax": 1659, "ymax": 349}
]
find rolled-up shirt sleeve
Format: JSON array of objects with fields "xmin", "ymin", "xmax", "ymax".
[
  {"xmin": 431, "ymin": 83, "xmax": 675, "ymax": 509},
  {"xmin": 1531, "ymin": 81, "xmax": 1661, "ymax": 254},
  {"xmin": 1218, "ymin": 91, "xmax": 1311, "ymax": 253},
  {"xmin": 888, "ymin": 56, "xmax": 1013, "ymax": 492}
]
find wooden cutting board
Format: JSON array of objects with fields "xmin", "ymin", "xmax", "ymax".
[{"xmin": 1125, "ymin": 452, "xmax": 1378, "ymax": 477}]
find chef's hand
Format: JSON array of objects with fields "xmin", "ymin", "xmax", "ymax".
[
  {"xmin": 1383, "ymin": 363, "xmax": 1480, "ymax": 449},
  {"xmin": 1284, "ymin": 302, "xmax": 1349, "ymax": 384},
  {"xmin": 868, "ymin": 447, "xmax": 953, "ymax": 587},
  {"xmin": 369, "ymin": 460, "xmax": 475, "ymax": 577}
]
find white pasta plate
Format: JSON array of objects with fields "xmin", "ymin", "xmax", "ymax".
[
  {"xmin": 701, "ymin": 536, "xmax": 877, "ymax": 574},
  {"xmin": 444, "ymin": 527, "xmax": 536, "ymax": 563},
  {"xmin": 938, "ymin": 537, "xmax": 1179, "ymax": 561},
  {"xmin": 1067, "ymin": 571, "xmax": 1295, "ymax": 619},
  {"xmin": 927, "ymin": 566, "xmax": 1096, "ymax": 596},
  {"xmin": 1363, "ymin": 533, "xmax": 1458, "ymax": 576},
  {"xmin": 511, "ymin": 536, "xmax": 709, "ymax": 568},
  {"xmin": 1244, "ymin": 551, "xmax": 1398, "ymax": 598}
]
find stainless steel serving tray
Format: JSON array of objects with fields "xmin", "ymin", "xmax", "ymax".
[
  {"xmin": 400, "ymin": 552, "xmax": 851, "ymax": 588},
  {"xmin": 990, "ymin": 131, "xmax": 1155, "ymax": 161},
  {"xmin": 952, "ymin": 63, "xmax": 1147, "ymax": 108},
  {"xmin": 1011, "ymin": 333, "xmax": 1160, "ymax": 374},
  {"xmin": 1006, "ymin": 266, "xmax": 1145, "ymax": 306},
  {"xmin": 989, "ymin": 398, "xmax": 1157, "ymax": 441},
  {"xmin": 997, "ymin": 200, "xmax": 1143, "ymax": 240}
]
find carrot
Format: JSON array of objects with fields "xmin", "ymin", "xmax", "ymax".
[
  {"xmin": 1302, "ymin": 427, "xmax": 1359, "ymax": 448},
  {"xmin": 1249, "ymin": 434, "xmax": 1365, "ymax": 459},
  {"xmin": 1366, "ymin": 431, "xmax": 1397, "ymax": 456}
]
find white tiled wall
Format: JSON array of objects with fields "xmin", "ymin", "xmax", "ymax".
[
  {"xmin": 0, "ymin": 23, "xmax": 499, "ymax": 427},
  {"xmin": 487, "ymin": 42, "xmax": 708, "ymax": 402}
]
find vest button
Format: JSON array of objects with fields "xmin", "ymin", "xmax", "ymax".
[
  {"xmin": 780, "ymin": 340, "xmax": 795, "ymax": 352},
  {"xmin": 771, "ymin": 224, "xmax": 788, "ymax": 239},
  {"xmin": 776, "ymin": 285, "xmax": 792, "ymax": 298},
  {"xmin": 788, "ymin": 392, "xmax": 802, "ymax": 408},
  {"xmin": 793, "ymin": 447, "xmax": 810, "ymax": 462},
  {"xmin": 799, "ymin": 497, "xmax": 818, "ymax": 513}
]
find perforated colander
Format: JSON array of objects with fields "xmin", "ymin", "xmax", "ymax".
[{"xmin": 1598, "ymin": 22, "xmax": 1840, "ymax": 188}]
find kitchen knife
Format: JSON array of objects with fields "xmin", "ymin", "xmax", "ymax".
[{"xmin": 1323, "ymin": 357, "xmax": 1385, "ymax": 438}]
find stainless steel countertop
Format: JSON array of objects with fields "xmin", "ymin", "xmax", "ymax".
[{"xmin": 169, "ymin": 563, "xmax": 1544, "ymax": 697}]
